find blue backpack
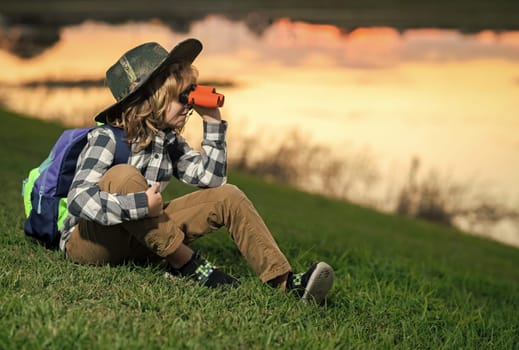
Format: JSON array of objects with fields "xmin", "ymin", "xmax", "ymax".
[{"xmin": 22, "ymin": 125, "xmax": 130, "ymax": 248}]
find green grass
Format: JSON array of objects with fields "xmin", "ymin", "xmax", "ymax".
[{"xmin": 1, "ymin": 108, "xmax": 518, "ymax": 349}]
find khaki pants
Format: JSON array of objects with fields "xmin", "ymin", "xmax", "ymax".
[{"xmin": 65, "ymin": 165, "xmax": 291, "ymax": 282}]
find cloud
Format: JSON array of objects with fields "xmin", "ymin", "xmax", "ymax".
[{"xmin": 1, "ymin": 16, "xmax": 519, "ymax": 84}]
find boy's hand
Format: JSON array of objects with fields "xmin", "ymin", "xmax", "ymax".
[
  {"xmin": 146, "ymin": 183, "xmax": 163, "ymax": 217},
  {"xmin": 194, "ymin": 105, "xmax": 221, "ymax": 123}
]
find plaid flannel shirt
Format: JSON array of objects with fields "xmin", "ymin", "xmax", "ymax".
[{"xmin": 59, "ymin": 121, "xmax": 228, "ymax": 251}]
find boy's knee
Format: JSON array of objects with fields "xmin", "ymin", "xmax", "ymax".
[
  {"xmin": 99, "ymin": 164, "xmax": 148, "ymax": 194},
  {"xmin": 217, "ymin": 184, "xmax": 247, "ymax": 203}
]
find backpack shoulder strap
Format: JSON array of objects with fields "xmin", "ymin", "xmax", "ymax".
[{"xmin": 100, "ymin": 125, "xmax": 131, "ymax": 165}]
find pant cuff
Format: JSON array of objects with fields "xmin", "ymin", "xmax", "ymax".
[{"xmin": 259, "ymin": 262, "xmax": 292, "ymax": 283}]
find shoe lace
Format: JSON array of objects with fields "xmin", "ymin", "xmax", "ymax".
[
  {"xmin": 194, "ymin": 261, "xmax": 216, "ymax": 285},
  {"xmin": 291, "ymin": 272, "xmax": 304, "ymax": 288}
]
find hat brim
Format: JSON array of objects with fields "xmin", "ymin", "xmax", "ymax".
[{"xmin": 94, "ymin": 38, "xmax": 203, "ymax": 124}]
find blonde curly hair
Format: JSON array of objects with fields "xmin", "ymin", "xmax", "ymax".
[{"xmin": 108, "ymin": 62, "xmax": 198, "ymax": 151}]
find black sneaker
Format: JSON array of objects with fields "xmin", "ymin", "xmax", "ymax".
[
  {"xmin": 287, "ymin": 262, "xmax": 334, "ymax": 304},
  {"xmin": 175, "ymin": 252, "xmax": 240, "ymax": 289}
]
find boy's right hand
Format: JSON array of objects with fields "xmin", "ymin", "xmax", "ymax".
[
  {"xmin": 145, "ymin": 183, "xmax": 163, "ymax": 217},
  {"xmin": 194, "ymin": 105, "xmax": 222, "ymax": 124}
]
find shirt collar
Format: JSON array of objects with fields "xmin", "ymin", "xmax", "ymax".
[{"xmin": 162, "ymin": 128, "xmax": 177, "ymax": 146}]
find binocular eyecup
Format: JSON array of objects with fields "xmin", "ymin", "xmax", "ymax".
[{"xmin": 179, "ymin": 84, "xmax": 225, "ymax": 108}]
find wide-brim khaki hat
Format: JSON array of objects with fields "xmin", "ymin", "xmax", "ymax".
[{"xmin": 94, "ymin": 38, "xmax": 202, "ymax": 123}]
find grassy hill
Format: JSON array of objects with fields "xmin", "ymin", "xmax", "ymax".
[{"xmin": 1, "ymin": 108, "xmax": 518, "ymax": 349}]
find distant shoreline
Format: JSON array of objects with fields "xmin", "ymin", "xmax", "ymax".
[{"xmin": 0, "ymin": 79, "xmax": 236, "ymax": 88}]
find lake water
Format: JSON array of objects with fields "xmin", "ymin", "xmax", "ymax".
[{"xmin": 1, "ymin": 16, "xmax": 518, "ymax": 246}]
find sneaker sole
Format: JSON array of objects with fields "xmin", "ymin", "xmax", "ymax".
[{"xmin": 302, "ymin": 262, "xmax": 334, "ymax": 304}]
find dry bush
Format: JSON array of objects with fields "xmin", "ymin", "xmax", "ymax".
[
  {"xmin": 396, "ymin": 157, "xmax": 519, "ymax": 229},
  {"xmin": 230, "ymin": 130, "xmax": 519, "ymax": 238},
  {"xmin": 229, "ymin": 129, "xmax": 379, "ymax": 202}
]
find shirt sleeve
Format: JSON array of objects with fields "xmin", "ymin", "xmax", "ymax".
[
  {"xmin": 170, "ymin": 121, "xmax": 228, "ymax": 188},
  {"xmin": 67, "ymin": 127, "xmax": 149, "ymax": 225}
]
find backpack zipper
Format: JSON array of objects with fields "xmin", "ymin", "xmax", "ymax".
[
  {"xmin": 22, "ymin": 178, "xmax": 27, "ymax": 196},
  {"xmin": 37, "ymin": 190, "xmax": 43, "ymax": 214},
  {"xmin": 36, "ymin": 153, "xmax": 54, "ymax": 214}
]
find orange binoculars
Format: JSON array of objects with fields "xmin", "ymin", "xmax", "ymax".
[{"xmin": 179, "ymin": 84, "xmax": 225, "ymax": 108}]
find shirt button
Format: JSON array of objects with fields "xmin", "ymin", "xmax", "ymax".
[{"xmin": 154, "ymin": 154, "xmax": 159, "ymax": 159}]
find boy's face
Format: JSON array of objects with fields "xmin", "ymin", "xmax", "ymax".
[{"xmin": 165, "ymin": 99, "xmax": 192, "ymax": 129}]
